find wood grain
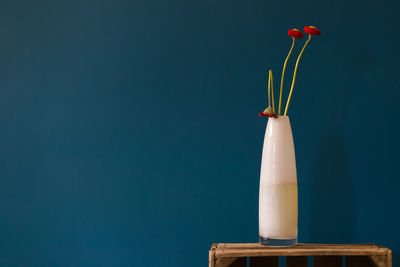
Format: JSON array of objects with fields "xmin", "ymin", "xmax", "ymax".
[
  {"xmin": 209, "ymin": 243, "xmax": 392, "ymax": 267},
  {"xmin": 387, "ymin": 249, "xmax": 392, "ymax": 267},
  {"xmin": 216, "ymin": 243, "xmax": 380, "ymax": 249},
  {"xmin": 209, "ymin": 249, "xmax": 215, "ymax": 267},
  {"xmin": 215, "ymin": 257, "xmax": 246, "ymax": 267},
  {"xmin": 213, "ymin": 243, "xmax": 388, "ymax": 257}
]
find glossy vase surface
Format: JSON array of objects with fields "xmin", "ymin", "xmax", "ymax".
[{"xmin": 259, "ymin": 116, "xmax": 298, "ymax": 246}]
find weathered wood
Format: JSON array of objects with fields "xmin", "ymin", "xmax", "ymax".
[
  {"xmin": 209, "ymin": 247, "xmax": 216, "ymax": 267},
  {"xmin": 346, "ymin": 255, "xmax": 385, "ymax": 267},
  {"xmin": 215, "ymin": 248, "xmax": 388, "ymax": 257},
  {"xmin": 216, "ymin": 243, "xmax": 380, "ymax": 250},
  {"xmin": 286, "ymin": 256, "xmax": 307, "ymax": 267},
  {"xmin": 314, "ymin": 256, "xmax": 342, "ymax": 267},
  {"xmin": 209, "ymin": 243, "xmax": 392, "ymax": 267},
  {"xmin": 215, "ymin": 257, "xmax": 246, "ymax": 267},
  {"xmin": 249, "ymin": 256, "xmax": 278, "ymax": 267}
]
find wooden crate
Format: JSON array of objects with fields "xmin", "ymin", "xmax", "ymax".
[{"xmin": 209, "ymin": 243, "xmax": 392, "ymax": 267}]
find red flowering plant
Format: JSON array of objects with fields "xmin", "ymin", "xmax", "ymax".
[
  {"xmin": 288, "ymin": 29, "xmax": 303, "ymax": 38},
  {"xmin": 304, "ymin": 26, "xmax": 321, "ymax": 36},
  {"xmin": 259, "ymin": 26, "xmax": 321, "ymax": 118}
]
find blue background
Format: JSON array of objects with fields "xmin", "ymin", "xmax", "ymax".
[{"xmin": 0, "ymin": 0, "xmax": 399, "ymax": 266}]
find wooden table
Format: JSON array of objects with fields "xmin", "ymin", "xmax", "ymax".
[{"xmin": 209, "ymin": 243, "xmax": 392, "ymax": 267}]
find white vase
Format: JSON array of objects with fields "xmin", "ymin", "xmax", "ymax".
[{"xmin": 259, "ymin": 116, "xmax": 298, "ymax": 246}]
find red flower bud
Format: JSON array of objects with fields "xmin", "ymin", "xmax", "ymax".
[
  {"xmin": 258, "ymin": 112, "xmax": 278, "ymax": 118},
  {"xmin": 304, "ymin": 26, "xmax": 321, "ymax": 36},
  {"xmin": 288, "ymin": 29, "xmax": 303, "ymax": 38}
]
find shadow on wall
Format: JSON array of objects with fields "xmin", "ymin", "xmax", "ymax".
[{"xmin": 309, "ymin": 133, "xmax": 355, "ymax": 243}]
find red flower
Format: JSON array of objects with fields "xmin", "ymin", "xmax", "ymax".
[
  {"xmin": 304, "ymin": 26, "xmax": 321, "ymax": 36},
  {"xmin": 288, "ymin": 29, "xmax": 303, "ymax": 38},
  {"xmin": 258, "ymin": 112, "xmax": 278, "ymax": 118}
]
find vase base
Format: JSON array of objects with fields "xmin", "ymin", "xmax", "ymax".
[{"xmin": 259, "ymin": 236, "xmax": 297, "ymax": 247}]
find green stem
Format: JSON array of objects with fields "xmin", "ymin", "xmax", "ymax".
[
  {"xmin": 267, "ymin": 70, "xmax": 271, "ymax": 107},
  {"xmin": 270, "ymin": 70, "xmax": 275, "ymax": 113}
]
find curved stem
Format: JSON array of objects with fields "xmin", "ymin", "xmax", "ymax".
[
  {"xmin": 270, "ymin": 70, "xmax": 275, "ymax": 113},
  {"xmin": 278, "ymin": 37, "xmax": 295, "ymax": 116},
  {"xmin": 267, "ymin": 70, "xmax": 271, "ymax": 107},
  {"xmin": 284, "ymin": 34, "xmax": 312, "ymax": 116}
]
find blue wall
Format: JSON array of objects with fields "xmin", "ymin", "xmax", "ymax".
[{"xmin": 0, "ymin": 0, "xmax": 399, "ymax": 266}]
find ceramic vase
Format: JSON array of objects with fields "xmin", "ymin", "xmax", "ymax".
[{"xmin": 259, "ymin": 116, "xmax": 298, "ymax": 246}]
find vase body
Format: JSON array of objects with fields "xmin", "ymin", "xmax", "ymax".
[{"xmin": 259, "ymin": 116, "xmax": 298, "ymax": 246}]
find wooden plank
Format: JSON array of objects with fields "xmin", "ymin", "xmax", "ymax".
[
  {"xmin": 346, "ymin": 255, "xmax": 382, "ymax": 267},
  {"xmin": 211, "ymin": 243, "xmax": 391, "ymax": 267},
  {"xmin": 209, "ymin": 244, "xmax": 219, "ymax": 267},
  {"xmin": 215, "ymin": 257, "xmax": 246, "ymax": 267},
  {"xmin": 215, "ymin": 247, "xmax": 388, "ymax": 258},
  {"xmin": 314, "ymin": 256, "xmax": 342, "ymax": 267},
  {"xmin": 347, "ymin": 255, "xmax": 391, "ymax": 267},
  {"xmin": 216, "ymin": 243, "xmax": 380, "ymax": 250},
  {"xmin": 371, "ymin": 255, "xmax": 389, "ymax": 267},
  {"xmin": 249, "ymin": 256, "xmax": 278, "ymax": 267},
  {"xmin": 286, "ymin": 256, "xmax": 307, "ymax": 267},
  {"xmin": 209, "ymin": 247, "xmax": 216, "ymax": 267},
  {"xmin": 387, "ymin": 249, "xmax": 392, "ymax": 267}
]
